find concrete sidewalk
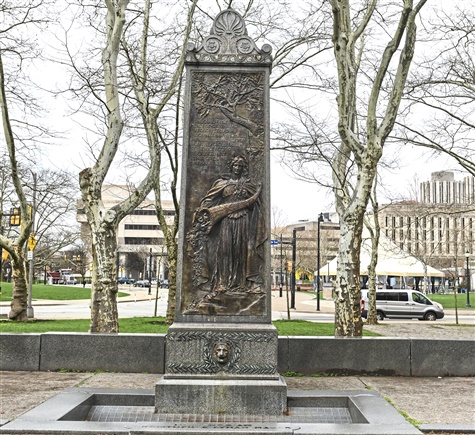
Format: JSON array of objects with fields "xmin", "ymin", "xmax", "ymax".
[{"xmin": 0, "ymin": 371, "xmax": 474, "ymax": 434}]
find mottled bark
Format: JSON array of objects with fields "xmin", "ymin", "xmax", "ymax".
[
  {"xmin": 165, "ymin": 242, "xmax": 177, "ymax": 324},
  {"xmin": 82, "ymin": 0, "xmax": 165, "ymax": 333},
  {"xmin": 89, "ymin": 219, "xmax": 119, "ymax": 333},
  {"xmin": 333, "ymin": 202, "xmax": 365, "ymax": 337},
  {"xmin": 366, "ymin": 181, "xmax": 380, "ymax": 325},
  {"xmin": 8, "ymin": 246, "xmax": 28, "ymax": 321}
]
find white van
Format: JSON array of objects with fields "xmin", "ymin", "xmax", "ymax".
[{"xmin": 361, "ymin": 289, "xmax": 444, "ymax": 321}]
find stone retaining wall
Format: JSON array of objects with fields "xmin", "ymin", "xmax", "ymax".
[{"xmin": 1, "ymin": 333, "xmax": 473, "ymax": 377}]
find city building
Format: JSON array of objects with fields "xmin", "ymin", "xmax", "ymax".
[
  {"xmin": 271, "ymin": 213, "xmax": 340, "ymax": 287},
  {"xmin": 77, "ymin": 185, "xmax": 175, "ymax": 281},
  {"xmin": 378, "ymin": 171, "xmax": 475, "ymax": 278},
  {"xmin": 420, "ymin": 171, "xmax": 475, "ymax": 205}
]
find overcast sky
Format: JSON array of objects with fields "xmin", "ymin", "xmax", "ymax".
[{"xmin": 30, "ymin": 0, "xmax": 470, "ymax": 226}]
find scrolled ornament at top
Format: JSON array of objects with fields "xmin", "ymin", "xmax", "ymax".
[{"xmin": 186, "ymin": 8, "xmax": 273, "ymax": 65}]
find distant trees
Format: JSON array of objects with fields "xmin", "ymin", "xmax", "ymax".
[{"xmin": 398, "ymin": 2, "xmax": 475, "ymax": 177}]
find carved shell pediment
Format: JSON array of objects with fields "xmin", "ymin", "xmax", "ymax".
[{"xmin": 186, "ymin": 9, "xmax": 272, "ymax": 65}]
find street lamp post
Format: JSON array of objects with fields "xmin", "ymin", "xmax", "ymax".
[
  {"xmin": 465, "ymin": 251, "xmax": 471, "ymax": 308},
  {"xmin": 148, "ymin": 248, "xmax": 153, "ymax": 295},
  {"xmin": 27, "ymin": 172, "xmax": 37, "ymax": 319},
  {"xmin": 316, "ymin": 213, "xmax": 324, "ymax": 312},
  {"xmin": 290, "ymin": 226, "xmax": 305, "ymax": 309},
  {"xmin": 278, "ymin": 234, "xmax": 282, "ymax": 297}
]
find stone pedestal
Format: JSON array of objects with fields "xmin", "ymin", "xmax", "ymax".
[{"xmin": 155, "ymin": 323, "xmax": 287, "ymax": 415}]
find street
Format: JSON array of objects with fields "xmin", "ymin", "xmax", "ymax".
[{"xmin": 1, "ymin": 288, "xmax": 473, "ymax": 325}]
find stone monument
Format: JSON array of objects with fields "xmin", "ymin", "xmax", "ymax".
[{"xmin": 155, "ymin": 8, "xmax": 287, "ymax": 415}]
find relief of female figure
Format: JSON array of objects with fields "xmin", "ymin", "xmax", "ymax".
[{"xmin": 188, "ymin": 155, "xmax": 265, "ymax": 296}]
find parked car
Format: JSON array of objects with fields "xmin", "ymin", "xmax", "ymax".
[
  {"xmin": 134, "ymin": 279, "xmax": 150, "ymax": 288},
  {"xmin": 361, "ymin": 289, "xmax": 444, "ymax": 321},
  {"xmin": 159, "ymin": 279, "xmax": 169, "ymax": 288},
  {"xmin": 117, "ymin": 277, "xmax": 134, "ymax": 285}
]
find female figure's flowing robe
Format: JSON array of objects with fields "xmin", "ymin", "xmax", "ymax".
[{"xmin": 197, "ymin": 175, "xmax": 265, "ymax": 293}]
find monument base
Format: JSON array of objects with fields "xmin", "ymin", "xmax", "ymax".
[
  {"xmin": 155, "ymin": 376, "xmax": 288, "ymax": 415},
  {"xmin": 156, "ymin": 322, "xmax": 287, "ymax": 415}
]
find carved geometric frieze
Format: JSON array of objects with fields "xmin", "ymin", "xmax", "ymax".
[{"xmin": 166, "ymin": 330, "xmax": 277, "ymax": 375}]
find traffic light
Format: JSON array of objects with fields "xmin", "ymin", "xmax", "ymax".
[{"xmin": 9, "ymin": 208, "xmax": 21, "ymax": 226}]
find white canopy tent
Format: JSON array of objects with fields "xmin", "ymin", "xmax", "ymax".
[{"xmin": 317, "ymin": 226, "xmax": 444, "ymax": 278}]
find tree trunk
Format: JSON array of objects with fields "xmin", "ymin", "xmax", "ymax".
[
  {"xmin": 89, "ymin": 222, "xmax": 119, "ymax": 333},
  {"xmin": 8, "ymin": 246, "xmax": 28, "ymax": 321},
  {"xmin": 334, "ymin": 216, "xmax": 364, "ymax": 337},
  {"xmin": 366, "ymin": 182, "xmax": 380, "ymax": 325},
  {"xmin": 165, "ymin": 242, "xmax": 177, "ymax": 324}
]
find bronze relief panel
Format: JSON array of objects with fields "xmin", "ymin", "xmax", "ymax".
[{"xmin": 181, "ymin": 71, "xmax": 268, "ymax": 316}]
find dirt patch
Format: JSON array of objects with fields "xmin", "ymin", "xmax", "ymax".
[
  {"xmin": 0, "ymin": 371, "xmax": 91, "ymax": 421},
  {"xmin": 364, "ymin": 323, "xmax": 475, "ymax": 339}
]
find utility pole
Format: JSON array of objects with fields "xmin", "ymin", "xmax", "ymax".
[{"xmin": 290, "ymin": 226, "xmax": 305, "ymax": 309}]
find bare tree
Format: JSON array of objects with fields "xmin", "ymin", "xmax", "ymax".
[
  {"xmin": 1, "ymin": 167, "xmax": 81, "ymax": 281},
  {"xmin": 120, "ymin": 0, "xmax": 198, "ymax": 324},
  {"xmin": 397, "ymin": 2, "xmax": 475, "ymax": 176},
  {"xmin": 329, "ymin": 0, "xmax": 427, "ymax": 336},
  {"xmin": 77, "ymin": 0, "xmax": 159, "ymax": 333}
]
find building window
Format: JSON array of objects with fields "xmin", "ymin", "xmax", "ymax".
[
  {"xmin": 124, "ymin": 237, "xmax": 164, "ymax": 245},
  {"xmin": 470, "ymin": 218, "xmax": 473, "ymax": 245},
  {"xmin": 132, "ymin": 209, "xmax": 175, "ymax": 216},
  {"xmin": 125, "ymin": 224, "xmax": 160, "ymax": 230}
]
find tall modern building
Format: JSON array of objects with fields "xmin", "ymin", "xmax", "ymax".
[
  {"xmin": 420, "ymin": 171, "xmax": 475, "ymax": 205},
  {"xmin": 77, "ymin": 185, "xmax": 175, "ymax": 281}
]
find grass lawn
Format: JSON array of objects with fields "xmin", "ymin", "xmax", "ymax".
[
  {"xmin": 274, "ymin": 320, "xmax": 380, "ymax": 336},
  {"xmin": 0, "ymin": 317, "xmax": 381, "ymax": 336},
  {"xmin": 0, "ymin": 282, "xmax": 128, "ymax": 302},
  {"xmin": 428, "ymin": 293, "xmax": 474, "ymax": 310}
]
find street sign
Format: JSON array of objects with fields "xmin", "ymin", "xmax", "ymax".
[
  {"xmin": 270, "ymin": 239, "xmax": 279, "ymax": 246},
  {"xmin": 27, "ymin": 251, "xmax": 33, "ymax": 260},
  {"xmin": 28, "ymin": 234, "xmax": 37, "ymax": 251}
]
